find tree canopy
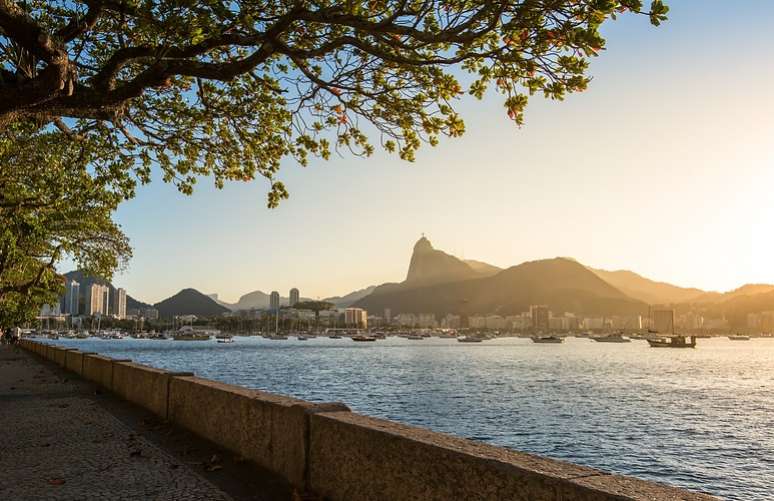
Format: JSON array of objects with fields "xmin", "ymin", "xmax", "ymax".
[
  {"xmin": 294, "ymin": 300, "xmax": 334, "ymax": 312},
  {"xmin": 0, "ymin": 0, "xmax": 667, "ymax": 206},
  {"xmin": 0, "ymin": 127, "xmax": 131, "ymax": 327},
  {"xmin": 0, "ymin": 0, "xmax": 667, "ymax": 324}
]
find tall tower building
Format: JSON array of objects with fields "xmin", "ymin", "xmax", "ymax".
[
  {"xmin": 112, "ymin": 288, "xmax": 127, "ymax": 319},
  {"xmin": 86, "ymin": 283, "xmax": 105, "ymax": 316},
  {"xmin": 270, "ymin": 291, "xmax": 280, "ymax": 311},
  {"xmin": 344, "ymin": 308, "xmax": 368, "ymax": 329},
  {"xmin": 65, "ymin": 280, "xmax": 80, "ymax": 316},
  {"xmin": 530, "ymin": 305, "xmax": 550, "ymax": 331},
  {"xmin": 289, "ymin": 288, "xmax": 299, "ymax": 307},
  {"xmin": 102, "ymin": 286, "xmax": 110, "ymax": 316}
]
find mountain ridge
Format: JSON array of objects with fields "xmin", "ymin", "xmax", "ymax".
[
  {"xmin": 154, "ymin": 288, "xmax": 230, "ymax": 318},
  {"xmin": 355, "ymin": 254, "xmax": 647, "ymax": 316}
]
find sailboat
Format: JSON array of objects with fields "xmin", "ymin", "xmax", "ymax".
[
  {"xmin": 646, "ymin": 309, "xmax": 696, "ymax": 348},
  {"xmin": 266, "ymin": 308, "xmax": 287, "ymax": 340}
]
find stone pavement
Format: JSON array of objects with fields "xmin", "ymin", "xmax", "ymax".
[{"xmin": 0, "ymin": 344, "xmax": 293, "ymax": 501}]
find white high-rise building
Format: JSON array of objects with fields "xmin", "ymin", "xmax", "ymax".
[
  {"xmin": 65, "ymin": 280, "xmax": 80, "ymax": 316},
  {"xmin": 112, "ymin": 288, "xmax": 127, "ymax": 319},
  {"xmin": 270, "ymin": 291, "xmax": 280, "ymax": 311},
  {"xmin": 344, "ymin": 308, "xmax": 368, "ymax": 329},
  {"xmin": 102, "ymin": 286, "xmax": 110, "ymax": 316},
  {"xmin": 84, "ymin": 284, "xmax": 110, "ymax": 315},
  {"xmin": 289, "ymin": 288, "xmax": 299, "ymax": 307}
]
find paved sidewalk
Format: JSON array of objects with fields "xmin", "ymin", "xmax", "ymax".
[{"xmin": 0, "ymin": 345, "xmax": 291, "ymax": 501}]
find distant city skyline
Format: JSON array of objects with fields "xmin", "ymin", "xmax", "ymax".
[{"xmin": 83, "ymin": 1, "xmax": 773, "ymax": 304}]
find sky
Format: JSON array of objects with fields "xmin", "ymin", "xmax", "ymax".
[{"xmin": 106, "ymin": 1, "xmax": 774, "ymax": 304}]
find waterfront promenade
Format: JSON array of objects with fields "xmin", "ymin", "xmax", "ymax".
[{"xmin": 0, "ymin": 345, "xmax": 291, "ymax": 500}]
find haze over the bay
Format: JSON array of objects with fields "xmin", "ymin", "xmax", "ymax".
[{"xmin": 109, "ymin": 1, "xmax": 774, "ymax": 304}]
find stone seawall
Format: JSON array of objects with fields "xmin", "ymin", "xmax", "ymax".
[{"xmin": 19, "ymin": 339, "xmax": 716, "ymax": 500}]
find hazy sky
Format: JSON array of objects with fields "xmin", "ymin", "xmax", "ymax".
[{"xmin": 107, "ymin": 1, "xmax": 774, "ymax": 304}]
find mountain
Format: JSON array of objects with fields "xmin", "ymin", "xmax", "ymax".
[
  {"xmin": 228, "ymin": 290, "xmax": 271, "ymax": 310},
  {"xmin": 364, "ymin": 236, "xmax": 498, "ymax": 300},
  {"xmin": 63, "ymin": 270, "xmax": 150, "ymax": 311},
  {"xmin": 324, "ymin": 285, "xmax": 378, "ymax": 307},
  {"xmin": 218, "ymin": 290, "xmax": 314, "ymax": 310},
  {"xmin": 207, "ymin": 293, "xmax": 235, "ymax": 310},
  {"xmin": 355, "ymin": 257, "xmax": 646, "ymax": 317},
  {"xmin": 153, "ymin": 288, "xmax": 230, "ymax": 318},
  {"xmin": 589, "ymin": 268, "xmax": 705, "ymax": 305},
  {"xmin": 464, "ymin": 259, "xmax": 502, "ymax": 276},
  {"xmin": 696, "ymin": 289, "xmax": 774, "ymax": 327},
  {"xmin": 405, "ymin": 236, "xmax": 482, "ymax": 286},
  {"xmin": 689, "ymin": 283, "xmax": 774, "ymax": 304}
]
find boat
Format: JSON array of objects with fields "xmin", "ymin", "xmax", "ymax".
[
  {"xmin": 174, "ymin": 332, "xmax": 211, "ymax": 341},
  {"xmin": 352, "ymin": 335, "xmax": 376, "ymax": 342},
  {"xmin": 173, "ymin": 326, "xmax": 213, "ymax": 341},
  {"xmin": 76, "ymin": 330, "xmax": 89, "ymax": 339},
  {"xmin": 728, "ymin": 335, "xmax": 751, "ymax": 341},
  {"xmin": 328, "ymin": 335, "xmax": 342, "ymax": 339},
  {"xmin": 457, "ymin": 337, "xmax": 483, "ymax": 343},
  {"xmin": 647, "ymin": 336, "xmax": 696, "ymax": 348},
  {"xmin": 406, "ymin": 335, "xmax": 423, "ymax": 340},
  {"xmin": 646, "ymin": 309, "xmax": 696, "ymax": 348},
  {"xmin": 216, "ymin": 334, "xmax": 234, "ymax": 343},
  {"xmin": 592, "ymin": 332, "xmax": 631, "ymax": 343},
  {"xmin": 530, "ymin": 336, "xmax": 563, "ymax": 344},
  {"xmin": 297, "ymin": 336, "xmax": 309, "ymax": 341}
]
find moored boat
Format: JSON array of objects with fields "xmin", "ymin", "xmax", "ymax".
[
  {"xmin": 647, "ymin": 336, "xmax": 696, "ymax": 348},
  {"xmin": 728, "ymin": 335, "xmax": 750, "ymax": 341},
  {"xmin": 530, "ymin": 336, "xmax": 563, "ymax": 344},
  {"xmin": 352, "ymin": 335, "xmax": 376, "ymax": 342},
  {"xmin": 592, "ymin": 333, "xmax": 631, "ymax": 343},
  {"xmin": 457, "ymin": 337, "xmax": 483, "ymax": 343},
  {"xmin": 173, "ymin": 326, "xmax": 215, "ymax": 341}
]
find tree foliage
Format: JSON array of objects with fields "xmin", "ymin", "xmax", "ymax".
[
  {"xmin": 294, "ymin": 300, "xmax": 334, "ymax": 312},
  {"xmin": 0, "ymin": 127, "xmax": 131, "ymax": 326},
  {"xmin": 0, "ymin": 0, "xmax": 667, "ymax": 206}
]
